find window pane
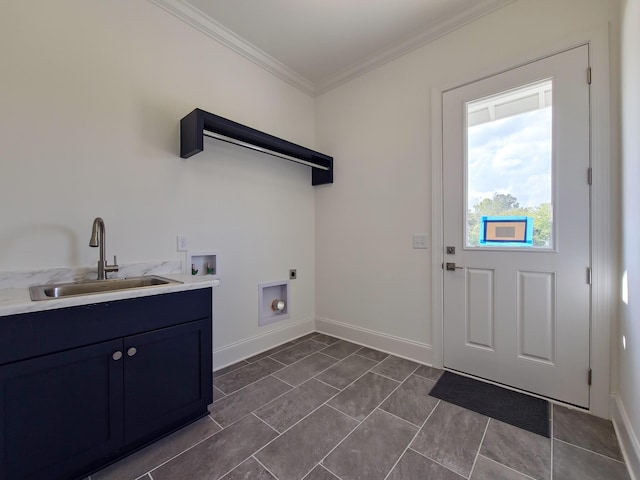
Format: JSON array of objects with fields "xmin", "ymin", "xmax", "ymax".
[{"xmin": 466, "ymin": 80, "xmax": 553, "ymax": 248}]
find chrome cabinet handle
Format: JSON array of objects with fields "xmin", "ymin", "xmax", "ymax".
[
  {"xmin": 112, "ymin": 351, "xmax": 123, "ymax": 361},
  {"xmin": 127, "ymin": 347, "xmax": 137, "ymax": 357}
]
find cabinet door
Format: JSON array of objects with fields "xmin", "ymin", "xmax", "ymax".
[
  {"xmin": 124, "ymin": 319, "xmax": 212, "ymax": 445},
  {"xmin": 0, "ymin": 339, "xmax": 124, "ymax": 480}
]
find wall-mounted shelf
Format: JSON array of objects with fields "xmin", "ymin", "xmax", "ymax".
[{"xmin": 180, "ymin": 108, "xmax": 333, "ymax": 186}]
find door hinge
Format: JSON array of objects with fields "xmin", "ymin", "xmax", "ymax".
[
  {"xmin": 587, "ymin": 267, "xmax": 592, "ymax": 285},
  {"xmin": 587, "ymin": 167, "xmax": 592, "ymax": 185},
  {"xmin": 587, "ymin": 66, "xmax": 592, "ymax": 85},
  {"xmin": 588, "ymin": 368, "xmax": 592, "ymax": 386}
]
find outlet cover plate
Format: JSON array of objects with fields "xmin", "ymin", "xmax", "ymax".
[{"xmin": 177, "ymin": 235, "xmax": 188, "ymax": 252}]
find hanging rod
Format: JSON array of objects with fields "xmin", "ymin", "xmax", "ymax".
[
  {"xmin": 203, "ymin": 130, "xmax": 330, "ymax": 171},
  {"xmin": 180, "ymin": 108, "xmax": 333, "ymax": 186}
]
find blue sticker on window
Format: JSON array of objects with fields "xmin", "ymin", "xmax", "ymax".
[{"xmin": 480, "ymin": 216, "xmax": 533, "ymax": 246}]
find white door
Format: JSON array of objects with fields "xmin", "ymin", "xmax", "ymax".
[{"xmin": 442, "ymin": 45, "xmax": 591, "ymax": 407}]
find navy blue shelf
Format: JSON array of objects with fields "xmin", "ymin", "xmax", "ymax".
[{"xmin": 180, "ymin": 108, "xmax": 333, "ymax": 186}]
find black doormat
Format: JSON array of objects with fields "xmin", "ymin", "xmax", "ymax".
[{"xmin": 430, "ymin": 371, "xmax": 550, "ymax": 437}]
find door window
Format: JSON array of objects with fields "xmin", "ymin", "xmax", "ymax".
[{"xmin": 466, "ymin": 79, "xmax": 553, "ymax": 248}]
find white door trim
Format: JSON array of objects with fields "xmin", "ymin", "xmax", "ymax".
[{"xmin": 431, "ymin": 24, "xmax": 614, "ymax": 418}]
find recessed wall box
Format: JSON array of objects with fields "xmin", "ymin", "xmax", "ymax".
[
  {"xmin": 258, "ymin": 280, "xmax": 290, "ymax": 326},
  {"xmin": 187, "ymin": 251, "xmax": 218, "ymax": 277}
]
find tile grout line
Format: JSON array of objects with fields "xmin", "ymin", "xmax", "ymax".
[
  {"xmin": 254, "ymin": 376, "xmax": 340, "ymax": 423},
  {"xmin": 213, "ymin": 338, "xmax": 327, "ymax": 393},
  {"xmin": 212, "ymin": 385, "xmax": 227, "ymax": 400},
  {"xmin": 550, "ymin": 403, "xmax": 554, "ymax": 480},
  {"xmin": 270, "ymin": 357, "xmax": 288, "ymax": 367},
  {"xmin": 213, "ymin": 364, "xmax": 288, "ymax": 398},
  {"xmin": 378, "ymin": 406, "xmax": 424, "ymax": 430},
  {"xmin": 316, "ymin": 367, "xmax": 408, "ymax": 473},
  {"xmin": 208, "ymin": 414, "xmax": 223, "ymax": 430},
  {"xmin": 233, "ymin": 346, "xmax": 435, "ymax": 479},
  {"xmin": 382, "ymin": 399, "xmax": 442, "ymax": 480},
  {"xmin": 214, "ymin": 404, "xmax": 307, "ymax": 480},
  {"xmin": 270, "ymin": 373, "xmax": 297, "ymax": 389},
  {"xmin": 405, "ymin": 400, "xmax": 479, "ymax": 479},
  {"xmin": 251, "ymin": 370, "xmax": 364, "ymax": 457},
  {"xmin": 252, "ymin": 454, "xmax": 281, "ymax": 480},
  {"xmin": 324, "ymin": 402, "xmax": 362, "ymax": 424},
  {"xmin": 252, "ymin": 412, "xmax": 281, "ymax": 434},
  {"xmin": 468, "ymin": 417, "xmax": 491, "ymax": 479},
  {"xmin": 369, "ymin": 370, "xmax": 411, "ymax": 384},
  {"xmin": 217, "ymin": 339, "xmax": 388, "ymax": 400},
  {"xmin": 321, "ymin": 463, "xmax": 347, "ymax": 480},
  {"xmin": 144, "ymin": 420, "xmax": 230, "ymax": 477},
  {"xmin": 314, "ymin": 376, "xmax": 344, "ymax": 390},
  {"xmin": 244, "ymin": 339, "xmax": 302, "ymax": 364},
  {"xmin": 354, "ymin": 350, "xmax": 390, "ymax": 362},
  {"xmin": 273, "ymin": 352, "xmax": 343, "ymax": 387},
  {"xmin": 250, "ymin": 346, "xmax": 388, "ymax": 448},
  {"xmin": 214, "ymin": 456, "xmax": 254, "ymax": 480},
  {"xmin": 319, "ymin": 346, "xmax": 362, "ymax": 361},
  {"xmin": 553, "ymin": 438, "xmax": 628, "ymax": 464},
  {"xmin": 251, "ymin": 384, "xmax": 355, "ymax": 459},
  {"xmin": 212, "ymin": 352, "xmax": 416, "ymax": 432},
  {"xmin": 211, "ymin": 375, "xmax": 297, "ymax": 428},
  {"xmin": 413, "ymin": 370, "xmax": 445, "ymax": 382},
  {"xmin": 408, "ymin": 446, "xmax": 468, "ymax": 478},
  {"xmin": 477, "ymin": 455, "xmax": 539, "ymax": 480}
]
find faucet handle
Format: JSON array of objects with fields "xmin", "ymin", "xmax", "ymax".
[{"xmin": 105, "ymin": 255, "xmax": 119, "ymax": 273}]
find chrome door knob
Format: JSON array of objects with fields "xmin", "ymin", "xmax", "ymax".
[
  {"xmin": 127, "ymin": 347, "xmax": 137, "ymax": 357},
  {"xmin": 112, "ymin": 351, "xmax": 123, "ymax": 361}
]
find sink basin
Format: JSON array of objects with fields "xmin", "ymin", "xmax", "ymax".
[{"xmin": 29, "ymin": 275, "xmax": 183, "ymax": 301}]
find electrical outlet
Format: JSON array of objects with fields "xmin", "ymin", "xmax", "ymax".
[
  {"xmin": 177, "ymin": 235, "xmax": 188, "ymax": 252},
  {"xmin": 289, "ymin": 269, "xmax": 297, "ymax": 280},
  {"xmin": 413, "ymin": 234, "xmax": 428, "ymax": 249}
]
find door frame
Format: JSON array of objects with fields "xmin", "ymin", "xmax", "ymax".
[{"xmin": 430, "ymin": 25, "xmax": 615, "ymax": 418}]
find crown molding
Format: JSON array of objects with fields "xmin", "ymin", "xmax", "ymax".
[
  {"xmin": 148, "ymin": 0, "xmax": 516, "ymax": 97},
  {"xmin": 147, "ymin": 0, "xmax": 316, "ymax": 95},
  {"xmin": 314, "ymin": 0, "xmax": 517, "ymax": 95}
]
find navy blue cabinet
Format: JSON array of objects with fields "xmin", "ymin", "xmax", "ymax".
[
  {"xmin": 0, "ymin": 339, "xmax": 124, "ymax": 480},
  {"xmin": 0, "ymin": 288, "xmax": 213, "ymax": 480}
]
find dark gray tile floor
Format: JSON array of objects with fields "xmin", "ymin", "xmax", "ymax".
[{"xmin": 90, "ymin": 333, "xmax": 631, "ymax": 480}]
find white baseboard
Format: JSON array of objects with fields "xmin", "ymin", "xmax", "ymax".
[
  {"xmin": 213, "ymin": 317, "xmax": 315, "ymax": 371},
  {"xmin": 314, "ymin": 316, "xmax": 433, "ymax": 365},
  {"xmin": 611, "ymin": 394, "xmax": 640, "ymax": 480}
]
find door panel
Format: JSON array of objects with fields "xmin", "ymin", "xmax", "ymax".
[
  {"xmin": 124, "ymin": 319, "xmax": 210, "ymax": 445},
  {"xmin": 517, "ymin": 270, "xmax": 555, "ymax": 363},
  {"xmin": 466, "ymin": 268, "xmax": 495, "ymax": 350},
  {"xmin": 443, "ymin": 45, "xmax": 590, "ymax": 407}
]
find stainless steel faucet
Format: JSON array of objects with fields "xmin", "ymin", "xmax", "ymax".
[{"xmin": 89, "ymin": 217, "xmax": 119, "ymax": 280}]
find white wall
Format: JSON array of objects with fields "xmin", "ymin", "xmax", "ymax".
[
  {"xmin": 315, "ymin": 0, "xmax": 619, "ymax": 358},
  {"xmin": 618, "ymin": 0, "xmax": 640, "ymax": 470},
  {"xmin": 0, "ymin": 0, "xmax": 317, "ymax": 365}
]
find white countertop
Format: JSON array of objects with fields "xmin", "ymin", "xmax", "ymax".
[{"xmin": 0, "ymin": 274, "xmax": 219, "ymax": 317}]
